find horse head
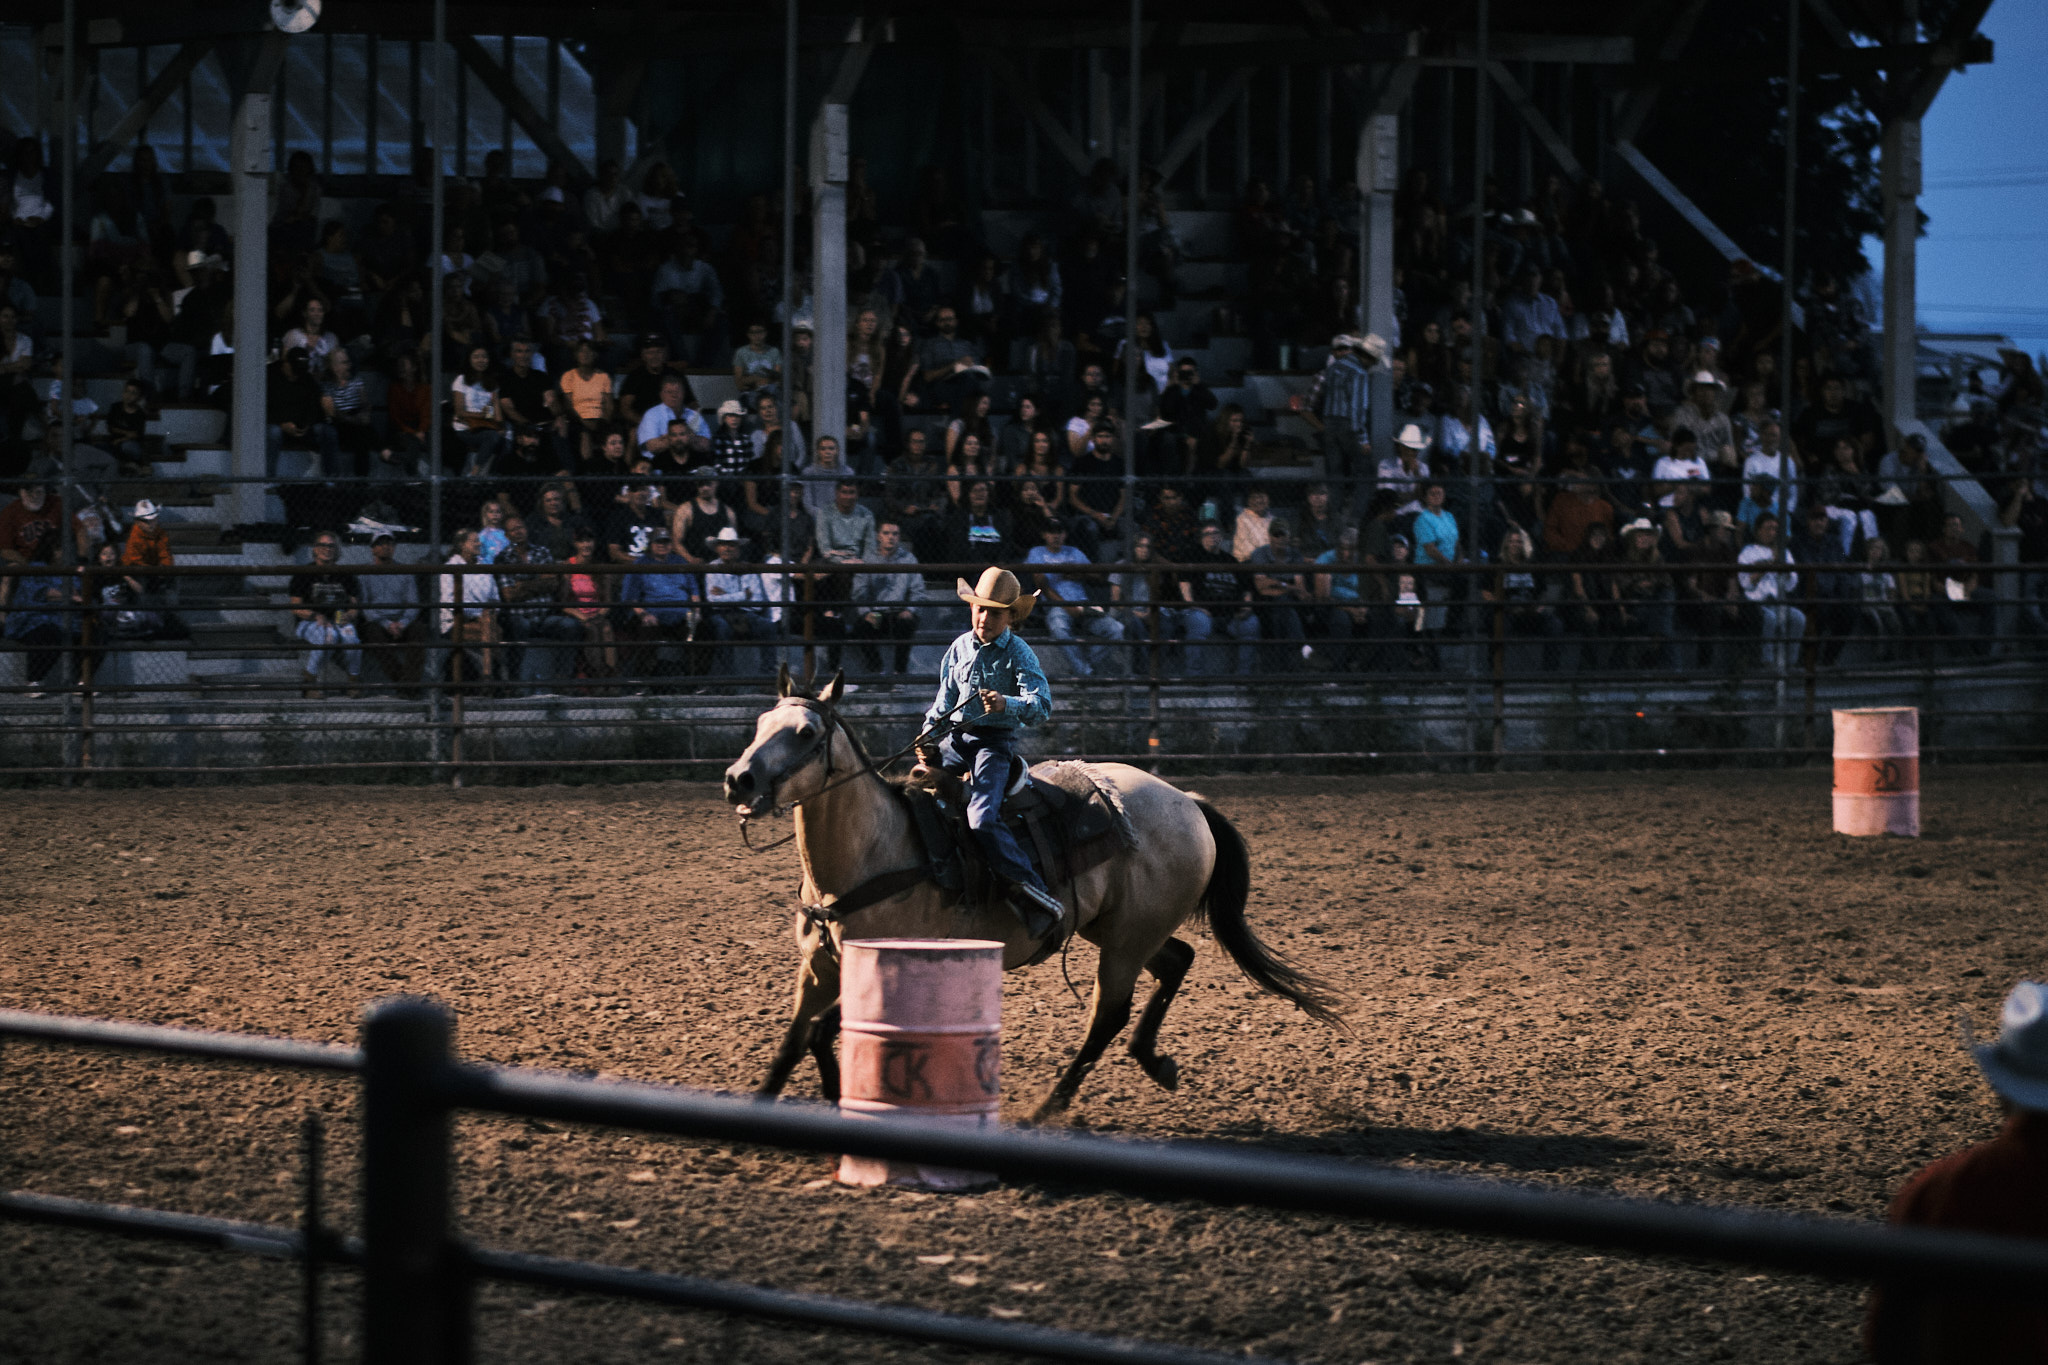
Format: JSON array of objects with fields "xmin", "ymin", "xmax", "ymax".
[{"xmin": 723, "ymin": 663, "xmax": 848, "ymax": 816}]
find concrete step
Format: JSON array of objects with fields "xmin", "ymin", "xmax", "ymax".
[
  {"xmin": 164, "ymin": 522, "xmax": 239, "ymax": 549},
  {"xmin": 150, "ymin": 406, "xmax": 229, "ymax": 447},
  {"xmin": 156, "ymin": 446, "xmax": 232, "ymax": 478},
  {"xmin": 1244, "ymin": 372, "xmax": 1315, "ymax": 414},
  {"xmin": 189, "ymin": 622, "xmax": 289, "ymax": 652},
  {"xmin": 1180, "ymin": 336, "xmax": 1253, "ymax": 377},
  {"xmin": 1176, "ymin": 261, "xmax": 1248, "ymax": 295}
]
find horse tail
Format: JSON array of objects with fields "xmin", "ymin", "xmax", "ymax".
[{"xmin": 1189, "ymin": 796, "xmax": 1346, "ymax": 1027}]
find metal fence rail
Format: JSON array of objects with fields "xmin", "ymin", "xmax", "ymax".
[
  {"xmin": 2, "ymin": 553, "xmax": 2044, "ymax": 784},
  {"xmin": 5, "ymin": 999, "xmax": 2048, "ymax": 1365}
]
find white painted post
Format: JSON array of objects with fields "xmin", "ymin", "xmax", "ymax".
[
  {"xmin": 810, "ymin": 103, "xmax": 848, "ymax": 458},
  {"xmin": 230, "ymin": 93, "xmax": 271, "ymax": 528}
]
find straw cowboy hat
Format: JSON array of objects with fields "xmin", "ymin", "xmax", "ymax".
[
  {"xmin": 955, "ymin": 566, "xmax": 1037, "ymax": 622},
  {"xmin": 1976, "ymin": 980, "xmax": 2048, "ymax": 1112}
]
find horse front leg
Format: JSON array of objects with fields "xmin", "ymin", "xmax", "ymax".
[{"xmin": 760, "ymin": 933, "xmax": 841, "ymax": 1098}]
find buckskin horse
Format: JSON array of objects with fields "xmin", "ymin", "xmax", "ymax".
[{"xmin": 724, "ymin": 668, "xmax": 1341, "ymax": 1121}]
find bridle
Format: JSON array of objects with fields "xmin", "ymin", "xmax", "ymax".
[{"xmin": 737, "ymin": 695, "xmax": 927, "ymax": 852}]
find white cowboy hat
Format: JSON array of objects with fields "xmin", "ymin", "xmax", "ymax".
[
  {"xmin": 1329, "ymin": 334, "xmax": 1358, "ymax": 351},
  {"xmin": 717, "ymin": 399, "xmax": 744, "ymax": 418},
  {"xmin": 1358, "ymin": 333, "xmax": 1390, "ymax": 364},
  {"xmin": 1690, "ymin": 369, "xmax": 1726, "ymax": 388},
  {"xmin": 955, "ymin": 566, "xmax": 1037, "ymax": 622},
  {"xmin": 713, "ymin": 526, "xmax": 742, "ymax": 542},
  {"xmin": 132, "ymin": 499, "xmax": 160, "ymax": 521},
  {"xmin": 1621, "ymin": 518, "xmax": 1656, "ymax": 535},
  {"xmin": 1395, "ymin": 423, "xmax": 1430, "ymax": 450},
  {"xmin": 1976, "ymin": 980, "xmax": 2048, "ymax": 1112}
]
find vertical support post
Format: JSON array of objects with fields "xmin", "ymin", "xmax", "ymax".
[
  {"xmin": 1233, "ymin": 81, "xmax": 1249, "ymax": 192},
  {"xmin": 980, "ymin": 70, "xmax": 995, "ymax": 203},
  {"xmin": 1023, "ymin": 52, "xmax": 1039, "ymax": 198},
  {"xmin": 1315, "ymin": 66, "xmax": 1331, "ymax": 190},
  {"xmin": 361, "ymin": 997, "xmax": 465, "ymax": 1365},
  {"xmin": 1088, "ymin": 49, "xmax": 1110, "ymax": 162},
  {"xmin": 1122, "ymin": 0, "xmax": 1141, "ymax": 551},
  {"xmin": 322, "ymin": 36, "xmax": 335, "ymax": 175},
  {"xmin": 1775, "ymin": 0, "xmax": 1799, "ymax": 755},
  {"xmin": 811, "ymin": 103, "xmax": 849, "ymax": 457},
  {"xmin": 1436, "ymin": 68, "xmax": 1454, "ymax": 203},
  {"xmin": 1466, "ymin": 0, "xmax": 1489, "ymax": 569},
  {"xmin": 1465, "ymin": 0, "xmax": 1489, "ymax": 753},
  {"xmin": 230, "ymin": 91, "xmax": 272, "ymax": 527},
  {"xmin": 1275, "ymin": 66, "xmax": 1290, "ymax": 189},
  {"xmin": 1360, "ymin": 111, "xmax": 1398, "ymax": 501},
  {"xmin": 429, "ymin": 0, "xmax": 448, "ymax": 770},
  {"xmin": 1516, "ymin": 62, "xmax": 1532, "ymax": 197},
  {"xmin": 449, "ymin": 566, "xmax": 464, "ymax": 789},
  {"xmin": 780, "ymin": 0, "xmax": 797, "ymax": 673},
  {"xmin": 1558, "ymin": 62, "xmax": 1574, "ymax": 158},
  {"xmin": 59, "ymin": 0, "xmax": 76, "ymax": 565},
  {"xmin": 365, "ymin": 36, "xmax": 379, "ymax": 174},
  {"xmin": 1880, "ymin": 118, "xmax": 1920, "ymax": 439},
  {"xmin": 1191, "ymin": 69, "xmax": 1207, "ymax": 202},
  {"xmin": 302, "ymin": 1109, "xmax": 326, "ymax": 1365}
]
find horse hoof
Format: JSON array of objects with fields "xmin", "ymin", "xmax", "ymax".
[
  {"xmin": 1028, "ymin": 1091, "xmax": 1073, "ymax": 1124},
  {"xmin": 1142, "ymin": 1055, "xmax": 1180, "ymax": 1092}
]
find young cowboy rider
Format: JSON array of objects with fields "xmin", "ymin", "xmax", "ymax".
[{"xmin": 915, "ymin": 566, "xmax": 1067, "ymax": 940}]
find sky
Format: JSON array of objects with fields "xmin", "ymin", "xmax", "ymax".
[{"xmin": 1903, "ymin": 0, "xmax": 2048, "ymax": 361}]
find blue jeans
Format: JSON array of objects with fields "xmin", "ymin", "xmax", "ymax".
[
  {"xmin": 1184, "ymin": 605, "xmax": 1262, "ymax": 675},
  {"xmin": 705, "ymin": 607, "xmax": 774, "ymax": 675},
  {"xmin": 1045, "ymin": 603, "xmax": 1125, "ymax": 677},
  {"xmin": 508, "ymin": 613, "xmax": 583, "ymax": 693},
  {"xmin": 939, "ymin": 727, "xmax": 1050, "ymax": 896},
  {"xmin": 297, "ymin": 618, "xmax": 362, "ymax": 678},
  {"xmin": 1752, "ymin": 602, "xmax": 1807, "ymax": 669}
]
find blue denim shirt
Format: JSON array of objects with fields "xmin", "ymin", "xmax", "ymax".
[{"xmin": 924, "ymin": 628, "xmax": 1050, "ymax": 731}]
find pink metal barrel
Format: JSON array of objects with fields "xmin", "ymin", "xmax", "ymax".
[
  {"xmin": 1832, "ymin": 707, "xmax": 1920, "ymax": 837},
  {"xmin": 836, "ymin": 938, "xmax": 1004, "ymax": 1190}
]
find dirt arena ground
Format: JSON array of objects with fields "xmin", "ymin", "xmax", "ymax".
[{"xmin": 1, "ymin": 766, "xmax": 2043, "ymax": 1364}]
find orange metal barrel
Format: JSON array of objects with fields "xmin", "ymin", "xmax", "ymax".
[
  {"xmin": 836, "ymin": 938, "xmax": 1003, "ymax": 1190},
  {"xmin": 1832, "ymin": 707, "xmax": 1920, "ymax": 837}
]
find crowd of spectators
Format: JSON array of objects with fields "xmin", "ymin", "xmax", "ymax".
[{"xmin": 0, "ymin": 128, "xmax": 2042, "ymax": 689}]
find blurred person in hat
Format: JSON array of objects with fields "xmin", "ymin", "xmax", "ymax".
[
  {"xmin": 911, "ymin": 565, "xmax": 1065, "ymax": 938},
  {"xmin": 120, "ymin": 496, "xmax": 174, "ymax": 577},
  {"xmin": 1866, "ymin": 980, "xmax": 2048, "ymax": 1362},
  {"xmin": 1672, "ymin": 369, "xmax": 1738, "ymax": 486},
  {"xmin": 1298, "ymin": 333, "xmax": 1374, "ymax": 514}
]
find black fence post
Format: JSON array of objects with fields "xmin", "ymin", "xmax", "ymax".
[
  {"xmin": 362, "ymin": 996, "xmax": 468, "ymax": 1365},
  {"xmin": 302, "ymin": 1110, "xmax": 324, "ymax": 1365}
]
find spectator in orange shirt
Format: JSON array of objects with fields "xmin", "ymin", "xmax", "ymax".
[
  {"xmin": 1865, "ymin": 979, "xmax": 2048, "ymax": 1363},
  {"xmin": 557, "ymin": 338, "xmax": 615, "ymax": 465},
  {"xmin": 120, "ymin": 499, "xmax": 174, "ymax": 569},
  {"xmin": 1543, "ymin": 477, "xmax": 1617, "ymax": 556}
]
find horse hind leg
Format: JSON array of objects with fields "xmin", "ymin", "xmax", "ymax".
[{"xmin": 1126, "ymin": 937, "xmax": 1195, "ymax": 1092}]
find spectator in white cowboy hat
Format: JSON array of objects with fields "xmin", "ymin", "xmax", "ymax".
[
  {"xmin": 1377, "ymin": 423, "xmax": 1432, "ymax": 515},
  {"xmin": 1865, "ymin": 979, "xmax": 2048, "ymax": 1362},
  {"xmin": 1671, "ymin": 369, "xmax": 1737, "ymax": 482}
]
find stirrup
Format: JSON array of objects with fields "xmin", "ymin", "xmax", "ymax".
[{"xmin": 1004, "ymin": 881, "xmax": 1064, "ymax": 940}]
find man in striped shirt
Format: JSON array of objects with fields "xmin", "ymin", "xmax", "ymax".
[{"xmin": 1301, "ymin": 335, "xmax": 1373, "ymax": 512}]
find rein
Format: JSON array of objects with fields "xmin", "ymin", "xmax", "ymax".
[
  {"xmin": 735, "ymin": 688, "xmax": 985, "ymax": 929},
  {"xmin": 737, "ymin": 694, "xmax": 975, "ymax": 852}
]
